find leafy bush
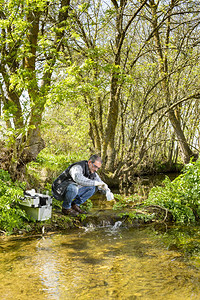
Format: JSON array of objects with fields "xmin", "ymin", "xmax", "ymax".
[
  {"xmin": 118, "ymin": 211, "xmax": 154, "ymax": 223},
  {"xmin": 144, "ymin": 159, "xmax": 200, "ymax": 224},
  {"xmin": 35, "ymin": 148, "xmax": 89, "ymax": 170},
  {"xmin": 113, "ymin": 194, "xmax": 143, "ymax": 210},
  {"xmin": 0, "ymin": 169, "xmax": 31, "ymax": 234},
  {"xmin": 80, "ymin": 198, "xmax": 93, "ymax": 211}
]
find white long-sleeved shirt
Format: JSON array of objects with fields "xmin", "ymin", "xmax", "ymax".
[{"xmin": 69, "ymin": 165, "xmax": 105, "ymax": 190}]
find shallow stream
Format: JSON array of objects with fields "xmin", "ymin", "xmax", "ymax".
[
  {"xmin": 1, "ymin": 224, "xmax": 200, "ymax": 299},
  {"xmin": 1, "ymin": 173, "xmax": 200, "ymax": 299}
]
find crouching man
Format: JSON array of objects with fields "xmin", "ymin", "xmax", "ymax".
[{"xmin": 52, "ymin": 154, "xmax": 114, "ymax": 216}]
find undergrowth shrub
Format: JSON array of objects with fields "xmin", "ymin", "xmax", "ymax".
[
  {"xmin": 0, "ymin": 169, "xmax": 31, "ymax": 234},
  {"xmin": 144, "ymin": 159, "xmax": 200, "ymax": 224},
  {"xmin": 32, "ymin": 149, "xmax": 89, "ymax": 172},
  {"xmin": 27, "ymin": 149, "xmax": 90, "ymax": 188},
  {"xmin": 113, "ymin": 194, "xmax": 143, "ymax": 210}
]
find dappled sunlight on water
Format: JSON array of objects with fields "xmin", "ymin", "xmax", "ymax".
[{"xmin": 0, "ymin": 226, "xmax": 200, "ymax": 299}]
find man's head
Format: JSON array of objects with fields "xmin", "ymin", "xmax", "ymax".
[{"xmin": 88, "ymin": 154, "xmax": 102, "ymax": 173}]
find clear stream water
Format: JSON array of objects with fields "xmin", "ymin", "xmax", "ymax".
[{"xmin": 1, "ymin": 224, "xmax": 200, "ymax": 300}]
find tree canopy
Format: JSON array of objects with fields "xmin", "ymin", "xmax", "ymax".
[{"xmin": 0, "ymin": 0, "xmax": 200, "ymax": 181}]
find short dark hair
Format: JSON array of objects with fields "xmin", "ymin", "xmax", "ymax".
[{"xmin": 89, "ymin": 154, "xmax": 102, "ymax": 164}]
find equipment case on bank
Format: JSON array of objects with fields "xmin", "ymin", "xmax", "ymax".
[{"xmin": 19, "ymin": 190, "xmax": 52, "ymax": 221}]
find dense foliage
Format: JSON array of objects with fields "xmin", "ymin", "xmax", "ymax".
[
  {"xmin": 0, "ymin": 169, "xmax": 31, "ymax": 234},
  {"xmin": 144, "ymin": 159, "xmax": 200, "ymax": 224}
]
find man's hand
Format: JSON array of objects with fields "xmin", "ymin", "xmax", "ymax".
[
  {"xmin": 95, "ymin": 181, "xmax": 109, "ymax": 190},
  {"xmin": 100, "ymin": 183, "xmax": 109, "ymax": 190}
]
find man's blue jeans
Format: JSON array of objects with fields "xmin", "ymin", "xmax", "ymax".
[{"xmin": 62, "ymin": 184, "xmax": 96, "ymax": 209}]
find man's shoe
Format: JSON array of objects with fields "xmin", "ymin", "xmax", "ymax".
[
  {"xmin": 72, "ymin": 203, "xmax": 87, "ymax": 214},
  {"xmin": 62, "ymin": 207, "xmax": 79, "ymax": 217}
]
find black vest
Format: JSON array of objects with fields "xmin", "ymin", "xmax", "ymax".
[{"xmin": 52, "ymin": 160, "xmax": 96, "ymax": 198}]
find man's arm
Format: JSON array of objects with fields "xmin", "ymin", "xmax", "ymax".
[
  {"xmin": 94, "ymin": 173, "xmax": 109, "ymax": 191},
  {"xmin": 70, "ymin": 165, "xmax": 114, "ymax": 200},
  {"xmin": 69, "ymin": 165, "xmax": 105, "ymax": 187}
]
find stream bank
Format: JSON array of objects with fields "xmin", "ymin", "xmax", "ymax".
[
  {"xmin": 17, "ymin": 174, "xmax": 180, "ymax": 237},
  {"xmin": 15, "ymin": 195, "xmax": 171, "ymax": 237},
  {"xmin": 0, "ymin": 172, "xmax": 180, "ymax": 237}
]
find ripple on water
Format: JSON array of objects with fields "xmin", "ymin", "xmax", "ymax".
[{"xmin": 0, "ymin": 226, "xmax": 200, "ymax": 299}]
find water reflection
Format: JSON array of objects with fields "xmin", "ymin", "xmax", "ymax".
[
  {"xmin": 120, "ymin": 173, "xmax": 179, "ymax": 197},
  {"xmin": 1, "ymin": 225, "xmax": 200, "ymax": 299},
  {"xmin": 36, "ymin": 238, "xmax": 61, "ymax": 299}
]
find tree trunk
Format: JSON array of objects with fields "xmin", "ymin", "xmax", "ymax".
[
  {"xmin": 102, "ymin": 75, "xmax": 120, "ymax": 170},
  {"xmin": 168, "ymin": 109, "xmax": 194, "ymax": 163},
  {"xmin": 149, "ymin": 0, "xmax": 195, "ymax": 164},
  {"xmin": 0, "ymin": 0, "xmax": 71, "ymax": 179}
]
